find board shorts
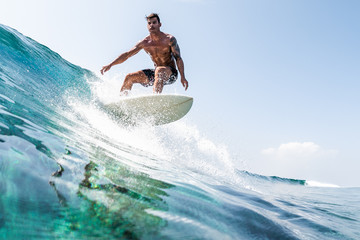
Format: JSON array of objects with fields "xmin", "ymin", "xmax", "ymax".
[{"xmin": 141, "ymin": 66, "xmax": 178, "ymax": 87}]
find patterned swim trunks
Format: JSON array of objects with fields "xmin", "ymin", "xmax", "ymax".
[{"xmin": 141, "ymin": 66, "xmax": 178, "ymax": 87}]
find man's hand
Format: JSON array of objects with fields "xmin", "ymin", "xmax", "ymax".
[
  {"xmin": 181, "ymin": 78, "xmax": 188, "ymax": 91},
  {"xmin": 100, "ymin": 64, "xmax": 112, "ymax": 75}
]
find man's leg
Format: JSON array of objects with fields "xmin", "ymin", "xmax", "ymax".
[
  {"xmin": 120, "ymin": 70, "xmax": 150, "ymax": 94},
  {"xmin": 153, "ymin": 67, "xmax": 172, "ymax": 94}
]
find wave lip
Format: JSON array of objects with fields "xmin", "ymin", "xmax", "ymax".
[
  {"xmin": 238, "ymin": 170, "xmax": 307, "ymax": 186},
  {"xmin": 0, "ymin": 24, "xmax": 96, "ymax": 102}
]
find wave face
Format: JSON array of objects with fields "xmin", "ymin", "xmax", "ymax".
[{"xmin": 1, "ymin": 24, "xmax": 359, "ymax": 239}]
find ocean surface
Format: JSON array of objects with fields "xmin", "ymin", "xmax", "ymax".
[{"xmin": 0, "ymin": 24, "xmax": 359, "ymax": 240}]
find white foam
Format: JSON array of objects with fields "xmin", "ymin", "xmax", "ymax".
[
  {"xmin": 0, "ymin": 93, "xmax": 15, "ymax": 103},
  {"xmin": 306, "ymin": 180, "xmax": 339, "ymax": 188}
]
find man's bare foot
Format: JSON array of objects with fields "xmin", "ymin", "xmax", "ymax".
[{"xmin": 119, "ymin": 90, "xmax": 129, "ymax": 97}]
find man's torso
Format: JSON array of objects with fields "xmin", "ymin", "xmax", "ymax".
[{"xmin": 142, "ymin": 33, "xmax": 176, "ymax": 69}]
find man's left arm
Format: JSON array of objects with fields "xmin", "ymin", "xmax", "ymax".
[{"xmin": 170, "ymin": 37, "xmax": 188, "ymax": 90}]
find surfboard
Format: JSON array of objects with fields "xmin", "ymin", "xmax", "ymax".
[{"xmin": 104, "ymin": 94, "xmax": 193, "ymax": 125}]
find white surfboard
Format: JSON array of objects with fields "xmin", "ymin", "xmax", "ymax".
[{"xmin": 104, "ymin": 94, "xmax": 193, "ymax": 125}]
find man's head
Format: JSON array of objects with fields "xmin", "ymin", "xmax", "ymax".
[
  {"xmin": 146, "ymin": 13, "xmax": 161, "ymax": 33},
  {"xmin": 146, "ymin": 13, "xmax": 160, "ymax": 23}
]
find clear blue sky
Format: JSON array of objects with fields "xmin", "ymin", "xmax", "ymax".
[{"xmin": 1, "ymin": 0, "xmax": 359, "ymax": 186}]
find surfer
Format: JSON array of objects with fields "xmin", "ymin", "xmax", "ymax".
[{"xmin": 100, "ymin": 13, "xmax": 188, "ymax": 94}]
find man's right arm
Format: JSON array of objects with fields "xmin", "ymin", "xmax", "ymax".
[{"xmin": 101, "ymin": 41, "xmax": 144, "ymax": 75}]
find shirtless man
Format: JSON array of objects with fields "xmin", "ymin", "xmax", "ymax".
[{"xmin": 100, "ymin": 13, "xmax": 188, "ymax": 94}]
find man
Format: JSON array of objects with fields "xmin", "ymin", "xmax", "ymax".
[{"xmin": 100, "ymin": 13, "xmax": 188, "ymax": 94}]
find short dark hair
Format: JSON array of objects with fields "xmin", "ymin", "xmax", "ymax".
[{"xmin": 146, "ymin": 13, "xmax": 160, "ymax": 23}]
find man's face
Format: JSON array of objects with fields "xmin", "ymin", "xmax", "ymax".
[{"xmin": 147, "ymin": 17, "xmax": 161, "ymax": 33}]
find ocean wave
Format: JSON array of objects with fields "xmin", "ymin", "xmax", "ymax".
[{"xmin": 1, "ymin": 24, "xmax": 359, "ymax": 239}]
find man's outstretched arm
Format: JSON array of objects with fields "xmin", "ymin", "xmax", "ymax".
[
  {"xmin": 101, "ymin": 42, "xmax": 143, "ymax": 75},
  {"xmin": 170, "ymin": 37, "xmax": 188, "ymax": 90}
]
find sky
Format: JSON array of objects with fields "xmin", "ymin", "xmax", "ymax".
[{"xmin": 1, "ymin": 0, "xmax": 359, "ymax": 186}]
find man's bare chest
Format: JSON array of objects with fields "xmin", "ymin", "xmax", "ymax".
[{"xmin": 144, "ymin": 41, "xmax": 171, "ymax": 55}]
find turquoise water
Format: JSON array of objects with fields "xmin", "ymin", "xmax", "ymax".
[{"xmin": 0, "ymin": 24, "xmax": 359, "ymax": 239}]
